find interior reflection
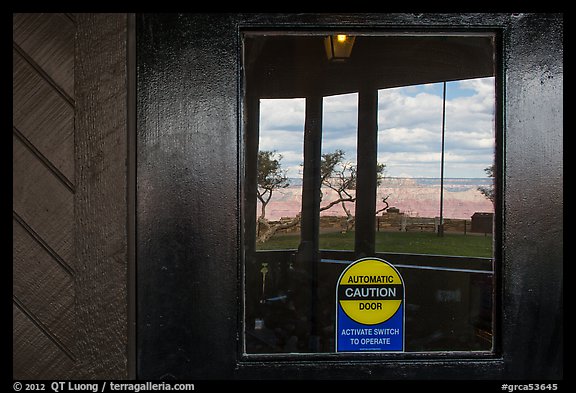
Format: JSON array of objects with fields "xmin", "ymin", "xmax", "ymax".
[{"xmin": 243, "ymin": 33, "xmax": 496, "ymax": 354}]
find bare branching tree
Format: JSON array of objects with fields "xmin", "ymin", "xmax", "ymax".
[
  {"xmin": 319, "ymin": 150, "xmax": 385, "ymax": 232},
  {"xmin": 375, "ymin": 192, "xmax": 391, "ymax": 216},
  {"xmin": 256, "ymin": 151, "xmax": 298, "ymax": 243},
  {"xmin": 256, "ymin": 149, "xmax": 386, "ymax": 243},
  {"xmin": 257, "ymin": 151, "xmax": 289, "ymax": 221}
]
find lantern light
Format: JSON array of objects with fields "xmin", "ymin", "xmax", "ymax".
[{"xmin": 324, "ymin": 34, "xmax": 356, "ymax": 62}]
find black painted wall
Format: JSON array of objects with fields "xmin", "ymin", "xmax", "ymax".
[{"xmin": 136, "ymin": 14, "xmax": 239, "ymax": 379}]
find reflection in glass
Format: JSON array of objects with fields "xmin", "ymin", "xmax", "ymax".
[
  {"xmin": 376, "ymin": 79, "xmax": 495, "ymax": 257},
  {"xmin": 256, "ymin": 98, "xmax": 304, "ymax": 250},
  {"xmin": 443, "ymin": 78, "xmax": 496, "ymax": 240},
  {"xmin": 319, "ymin": 93, "xmax": 358, "ymax": 248},
  {"xmin": 243, "ymin": 33, "xmax": 497, "ymax": 355}
]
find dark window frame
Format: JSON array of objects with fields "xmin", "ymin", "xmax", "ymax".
[{"xmin": 136, "ymin": 13, "xmax": 562, "ymax": 380}]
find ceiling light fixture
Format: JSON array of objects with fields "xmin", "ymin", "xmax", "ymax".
[{"xmin": 324, "ymin": 34, "xmax": 356, "ymax": 62}]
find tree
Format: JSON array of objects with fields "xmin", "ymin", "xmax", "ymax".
[
  {"xmin": 255, "ymin": 149, "xmax": 386, "ymax": 242},
  {"xmin": 256, "ymin": 151, "xmax": 289, "ymax": 221},
  {"xmin": 375, "ymin": 192, "xmax": 391, "ymax": 216},
  {"xmin": 319, "ymin": 150, "xmax": 355, "ymax": 215},
  {"xmin": 256, "ymin": 151, "xmax": 300, "ymax": 243},
  {"xmin": 319, "ymin": 150, "xmax": 385, "ymax": 232},
  {"xmin": 477, "ymin": 164, "xmax": 496, "ymax": 204}
]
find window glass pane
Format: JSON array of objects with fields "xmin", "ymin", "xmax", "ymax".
[
  {"xmin": 376, "ymin": 79, "xmax": 495, "ymax": 258},
  {"xmin": 256, "ymin": 98, "xmax": 305, "ymax": 250},
  {"xmin": 243, "ymin": 32, "xmax": 496, "ymax": 355},
  {"xmin": 320, "ymin": 93, "xmax": 358, "ymax": 249},
  {"xmin": 443, "ymin": 78, "xmax": 496, "ymax": 244},
  {"xmin": 376, "ymin": 83, "xmax": 443, "ymax": 248}
]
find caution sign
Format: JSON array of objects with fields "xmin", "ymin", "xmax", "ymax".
[{"xmin": 335, "ymin": 257, "xmax": 405, "ymax": 352}]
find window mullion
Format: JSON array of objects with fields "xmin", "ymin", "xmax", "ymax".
[{"xmin": 355, "ymin": 87, "xmax": 378, "ymax": 257}]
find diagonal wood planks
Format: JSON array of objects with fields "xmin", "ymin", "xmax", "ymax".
[
  {"xmin": 13, "ymin": 12, "xmax": 77, "ymax": 379},
  {"xmin": 13, "ymin": 12, "xmax": 130, "ymax": 379}
]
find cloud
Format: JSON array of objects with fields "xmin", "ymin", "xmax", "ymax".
[
  {"xmin": 377, "ymin": 77, "xmax": 495, "ymax": 177},
  {"xmin": 323, "ymin": 92, "xmax": 358, "ymax": 132},
  {"xmin": 378, "ymin": 90, "xmax": 444, "ymax": 130},
  {"xmin": 259, "ymin": 98, "xmax": 305, "ymax": 131},
  {"xmin": 379, "ymin": 127, "xmax": 441, "ymax": 152},
  {"xmin": 258, "ymin": 77, "xmax": 496, "ymax": 179},
  {"xmin": 259, "ymin": 99, "xmax": 305, "ymax": 177}
]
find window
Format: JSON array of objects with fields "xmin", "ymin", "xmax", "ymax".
[{"xmin": 243, "ymin": 32, "xmax": 497, "ymax": 355}]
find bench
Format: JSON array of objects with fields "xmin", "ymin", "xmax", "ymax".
[{"xmin": 405, "ymin": 217, "xmax": 438, "ymax": 232}]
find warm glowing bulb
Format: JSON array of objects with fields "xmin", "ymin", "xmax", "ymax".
[{"xmin": 336, "ymin": 34, "xmax": 347, "ymax": 43}]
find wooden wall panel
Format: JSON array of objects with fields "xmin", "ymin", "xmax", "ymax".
[
  {"xmin": 12, "ymin": 12, "xmax": 77, "ymax": 380},
  {"xmin": 13, "ymin": 305, "xmax": 75, "ymax": 380},
  {"xmin": 74, "ymin": 13, "xmax": 129, "ymax": 379},
  {"xmin": 13, "ymin": 49, "xmax": 74, "ymax": 182},
  {"xmin": 13, "ymin": 13, "xmax": 75, "ymax": 99},
  {"xmin": 13, "ymin": 135, "xmax": 74, "ymax": 267},
  {"xmin": 13, "ymin": 220, "xmax": 75, "ymax": 351},
  {"xmin": 13, "ymin": 12, "xmax": 130, "ymax": 379}
]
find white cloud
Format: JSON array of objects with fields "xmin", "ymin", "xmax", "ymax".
[
  {"xmin": 259, "ymin": 98, "xmax": 305, "ymax": 131},
  {"xmin": 258, "ymin": 77, "xmax": 496, "ymax": 179},
  {"xmin": 322, "ymin": 134, "xmax": 357, "ymax": 155},
  {"xmin": 259, "ymin": 129, "xmax": 303, "ymax": 151},
  {"xmin": 322, "ymin": 93, "xmax": 358, "ymax": 161},
  {"xmin": 259, "ymin": 99, "xmax": 305, "ymax": 178},
  {"xmin": 379, "ymin": 127, "xmax": 441, "ymax": 152},
  {"xmin": 378, "ymin": 77, "xmax": 495, "ymax": 177},
  {"xmin": 378, "ymin": 90, "xmax": 444, "ymax": 131}
]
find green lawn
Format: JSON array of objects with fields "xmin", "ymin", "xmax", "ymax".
[{"xmin": 257, "ymin": 230, "xmax": 493, "ymax": 258}]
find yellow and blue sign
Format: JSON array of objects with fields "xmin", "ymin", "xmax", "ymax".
[{"xmin": 336, "ymin": 257, "xmax": 405, "ymax": 352}]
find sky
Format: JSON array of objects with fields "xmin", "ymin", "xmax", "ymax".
[{"xmin": 259, "ymin": 76, "xmax": 496, "ymax": 179}]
